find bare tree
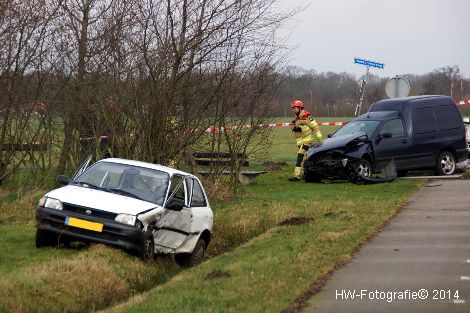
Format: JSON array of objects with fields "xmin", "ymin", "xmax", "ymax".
[
  {"xmin": 0, "ymin": 0, "xmax": 60, "ymax": 185},
  {"xmin": 96, "ymin": 0, "xmax": 291, "ymax": 170},
  {"xmin": 55, "ymin": 0, "xmax": 116, "ymax": 175}
]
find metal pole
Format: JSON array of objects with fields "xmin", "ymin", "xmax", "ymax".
[
  {"xmin": 309, "ymin": 90, "xmax": 313, "ymax": 113},
  {"xmin": 355, "ymin": 67, "xmax": 369, "ymax": 116}
]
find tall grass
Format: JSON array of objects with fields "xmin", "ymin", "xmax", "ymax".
[{"xmin": 104, "ymin": 168, "xmax": 422, "ymax": 313}]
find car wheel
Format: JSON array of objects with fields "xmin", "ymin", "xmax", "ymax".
[
  {"xmin": 35, "ymin": 229, "xmax": 56, "ymax": 248},
  {"xmin": 175, "ymin": 239, "xmax": 206, "ymax": 267},
  {"xmin": 59, "ymin": 235, "xmax": 71, "ymax": 248},
  {"xmin": 141, "ymin": 230, "xmax": 155, "ymax": 261},
  {"xmin": 355, "ymin": 159, "xmax": 372, "ymax": 178},
  {"xmin": 435, "ymin": 151, "xmax": 456, "ymax": 175}
]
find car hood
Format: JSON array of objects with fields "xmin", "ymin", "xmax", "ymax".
[
  {"xmin": 46, "ymin": 185, "xmax": 160, "ymax": 215},
  {"xmin": 307, "ymin": 132, "xmax": 368, "ymax": 157}
]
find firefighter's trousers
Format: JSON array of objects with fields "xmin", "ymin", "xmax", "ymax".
[{"xmin": 293, "ymin": 144, "xmax": 311, "ymax": 178}]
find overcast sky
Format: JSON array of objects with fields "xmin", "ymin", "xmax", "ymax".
[{"xmin": 277, "ymin": 0, "xmax": 470, "ymax": 78}]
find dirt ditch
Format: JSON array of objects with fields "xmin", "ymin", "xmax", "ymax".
[
  {"xmin": 278, "ymin": 216, "xmax": 314, "ymax": 226},
  {"xmin": 203, "ymin": 270, "xmax": 231, "ymax": 281}
]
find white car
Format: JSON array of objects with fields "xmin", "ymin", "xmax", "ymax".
[{"xmin": 35, "ymin": 157, "xmax": 213, "ymax": 266}]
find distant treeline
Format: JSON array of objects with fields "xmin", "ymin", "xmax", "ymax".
[{"xmin": 272, "ymin": 65, "xmax": 470, "ymax": 117}]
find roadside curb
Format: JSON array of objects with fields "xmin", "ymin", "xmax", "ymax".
[{"xmin": 400, "ymin": 175, "xmax": 462, "ymax": 180}]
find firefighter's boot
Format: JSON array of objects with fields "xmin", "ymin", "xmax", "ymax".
[{"xmin": 288, "ymin": 167, "xmax": 303, "ymax": 181}]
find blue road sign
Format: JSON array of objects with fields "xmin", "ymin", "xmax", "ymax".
[{"xmin": 354, "ymin": 58, "xmax": 384, "ymax": 69}]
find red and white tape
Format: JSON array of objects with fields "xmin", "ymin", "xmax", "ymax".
[
  {"xmin": 456, "ymin": 99, "xmax": 470, "ymax": 106},
  {"xmin": 77, "ymin": 98, "xmax": 470, "ymax": 137},
  {"xmin": 202, "ymin": 121, "xmax": 347, "ymax": 133},
  {"xmin": 78, "ymin": 122, "xmax": 346, "ymax": 139}
]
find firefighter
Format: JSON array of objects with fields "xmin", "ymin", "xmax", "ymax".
[{"xmin": 289, "ymin": 99, "xmax": 323, "ymax": 181}]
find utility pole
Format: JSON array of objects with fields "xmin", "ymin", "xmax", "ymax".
[{"xmin": 309, "ymin": 90, "xmax": 313, "ymax": 114}]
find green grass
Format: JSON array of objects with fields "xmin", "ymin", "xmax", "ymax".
[
  {"xmin": 105, "ymin": 167, "xmax": 421, "ymax": 313},
  {"xmin": 0, "ymin": 117, "xmax": 422, "ymax": 313},
  {"xmin": 0, "ymin": 224, "xmax": 78, "ymax": 276}
]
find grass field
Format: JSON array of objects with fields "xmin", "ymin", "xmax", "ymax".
[
  {"xmin": 0, "ymin": 118, "xmax": 422, "ymax": 313},
  {"xmin": 104, "ymin": 170, "xmax": 421, "ymax": 313}
]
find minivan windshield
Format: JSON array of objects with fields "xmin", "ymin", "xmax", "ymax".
[
  {"xmin": 72, "ymin": 162, "xmax": 170, "ymax": 206},
  {"xmin": 333, "ymin": 120, "xmax": 380, "ymax": 138}
]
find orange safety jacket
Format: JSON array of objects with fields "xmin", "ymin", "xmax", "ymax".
[{"xmin": 293, "ymin": 110, "xmax": 323, "ymax": 146}]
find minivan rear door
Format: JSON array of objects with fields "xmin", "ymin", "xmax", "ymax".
[{"xmin": 409, "ymin": 107, "xmax": 439, "ymax": 167}]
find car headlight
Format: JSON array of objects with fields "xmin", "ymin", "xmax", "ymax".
[
  {"xmin": 38, "ymin": 196, "xmax": 46, "ymax": 207},
  {"xmin": 39, "ymin": 197, "xmax": 63, "ymax": 210},
  {"xmin": 115, "ymin": 213, "xmax": 136, "ymax": 226}
]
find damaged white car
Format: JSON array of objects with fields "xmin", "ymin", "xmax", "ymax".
[{"xmin": 35, "ymin": 157, "xmax": 213, "ymax": 266}]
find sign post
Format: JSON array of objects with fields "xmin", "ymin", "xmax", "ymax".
[
  {"xmin": 354, "ymin": 58, "xmax": 384, "ymax": 116},
  {"xmin": 385, "ymin": 75, "xmax": 411, "ymax": 98}
]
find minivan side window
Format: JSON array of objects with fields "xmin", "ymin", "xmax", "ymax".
[
  {"xmin": 415, "ymin": 107, "xmax": 437, "ymax": 134},
  {"xmin": 191, "ymin": 179, "xmax": 207, "ymax": 207},
  {"xmin": 379, "ymin": 119, "xmax": 404, "ymax": 138},
  {"xmin": 434, "ymin": 105, "xmax": 461, "ymax": 131}
]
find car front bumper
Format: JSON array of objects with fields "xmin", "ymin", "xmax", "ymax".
[
  {"xmin": 36, "ymin": 206, "xmax": 144, "ymax": 253},
  {"xmin": 304, "ymin": 158, "xmax": 350, "ymax": 179}
]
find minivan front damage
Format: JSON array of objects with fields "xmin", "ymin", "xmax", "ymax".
[
  {"xmin": 304, "ymin": 133, "xmax": 370, "ymax": 180},
  {"xmin": 304, "ymin": 132, "xmax": 397, "ymax": 184}
]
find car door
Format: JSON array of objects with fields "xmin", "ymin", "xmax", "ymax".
[
  {"xmin": 71, "ymin": 155, "xmax": 94, "ymax": 181},
  {"xmin": 153, "ymin": 175, "xmax": 192, "ymax": 250},
  {"xmin": 373, "ymin": 119, "xmax": 412, "ymax": 169},
  {"xmin": 187, "ymin": 178, "xmax": 212, "ymax": 234}
]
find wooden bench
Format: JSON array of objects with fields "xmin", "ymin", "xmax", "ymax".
[
  {"xmin": 197, "ymin": 170, "xmax": 267, "ymax": 185},
  {"xmin": 193, "ymin": 152, "xmax": 266, "ymax": 184},
  {"xmin": 192, "ymin": 152, "xmax": 249, "ymax": 167}
]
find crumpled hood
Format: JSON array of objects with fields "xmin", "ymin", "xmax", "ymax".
[
  {"xmin": 46, "ymin": 185, "xmax": 160, "ymax": 216},
  {"xmin": 307, "ymin": 132, "xmax": 368, "ymax": 158}
]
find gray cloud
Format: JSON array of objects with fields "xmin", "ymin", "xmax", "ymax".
[{"xmin": 278, "ymin": 0, "xmax": 470, "ymax": 77}]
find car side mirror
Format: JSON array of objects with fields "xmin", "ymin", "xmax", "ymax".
[
  {"xmin": 166, "ymin": 198, "xmax": 184, "ymax": 211},
  {"xmin": 56, "ymin": 175, "xmax": 70, "ymax": 185},
  {"xmin": 327, "ymin": 133, "xmax": 333, "ymax": 138}
]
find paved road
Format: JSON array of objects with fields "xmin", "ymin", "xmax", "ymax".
[{"xmin": 304, "ymin": 179, "xmax": 470, "ymax": 313}]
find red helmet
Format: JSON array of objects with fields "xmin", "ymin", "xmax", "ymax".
[{"xmin": 290, "ymin": 100, "xmax": 304, "ymax": 109}]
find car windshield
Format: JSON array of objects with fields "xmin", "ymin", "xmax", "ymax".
[
  {"xmin": 333, "ymin": 120, "xmax": 380, "ymax": 138},
  {"xmin": 72, "ymin": 162, "xmax": 170, "ymax": 206}
]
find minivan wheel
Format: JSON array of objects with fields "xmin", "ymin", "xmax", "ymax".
[
  {"xmin": 355, "ymin": 159, "xmax": 372, "ymax": 178},
  {"xmin": 435, "ymin": 151, "xmax": 456, "ymax": 176}
]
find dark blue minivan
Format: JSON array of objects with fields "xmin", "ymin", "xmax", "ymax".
[{"xmin": 304, "ymin": 95, "xmax": 468, "ymax": 181}]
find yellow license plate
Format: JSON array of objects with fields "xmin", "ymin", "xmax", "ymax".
[{"xmin": 65, "ymin": 217, "xmax": 103, "ymax": 232}]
